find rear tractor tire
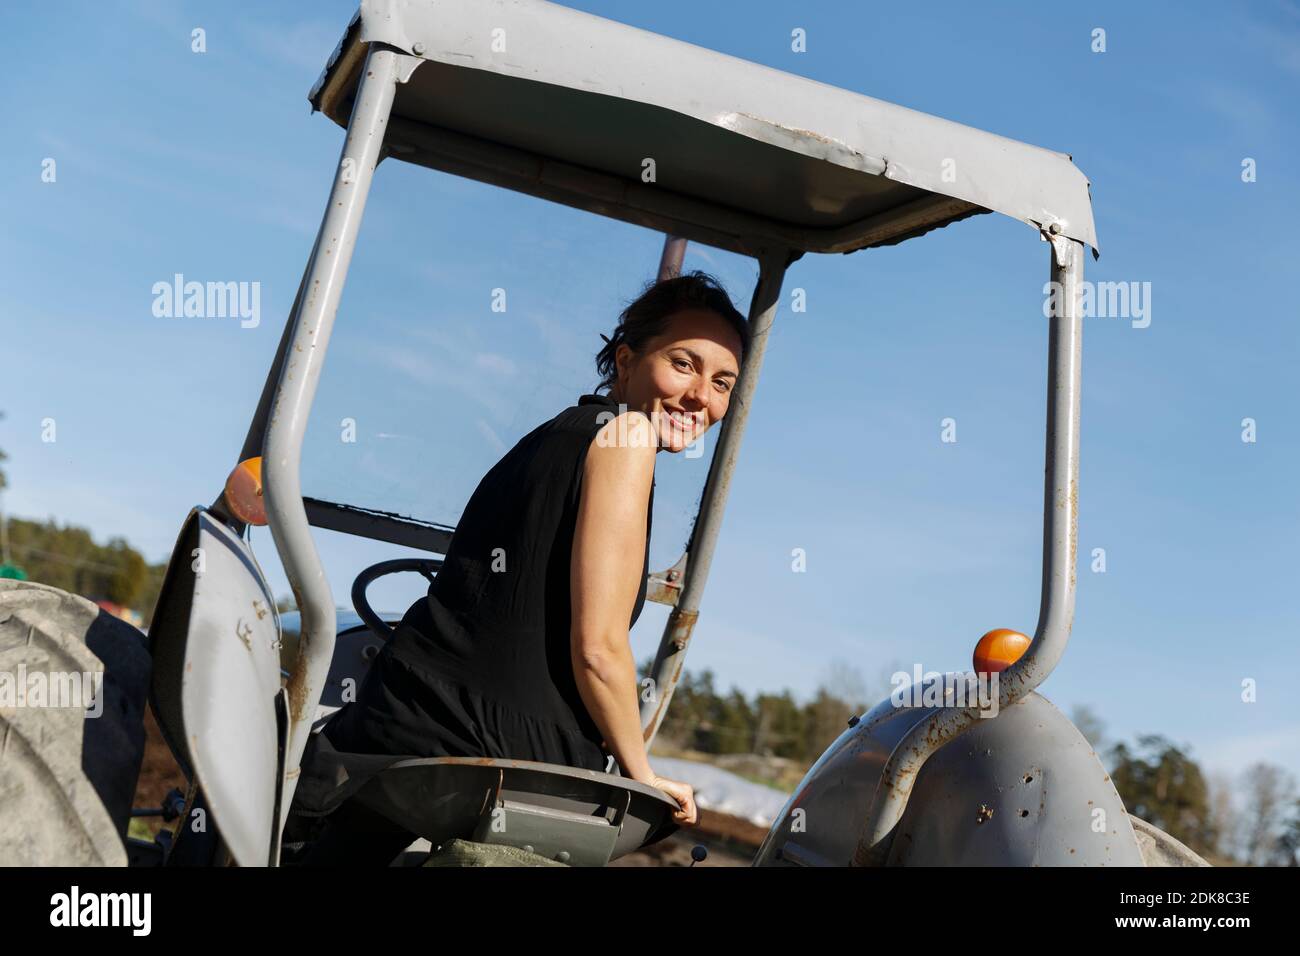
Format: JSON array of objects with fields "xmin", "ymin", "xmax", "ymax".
[{"xmin": 0, "ymin": 580, "xmax": 151, "ymax": 865}]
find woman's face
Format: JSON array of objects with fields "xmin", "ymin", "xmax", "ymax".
[{"xmin": 611, "ymin": 308, "xmax": 744, "ymax": 454}]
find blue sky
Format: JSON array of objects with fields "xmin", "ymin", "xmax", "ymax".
[{"xmin": 1, "ymin": 0, "xmax": 1297, "ymax": 784}]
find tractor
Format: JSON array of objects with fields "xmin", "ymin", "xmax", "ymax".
[{"xmin": 0, "ymin": 0, "xmax": 1205, "ymax": 868}]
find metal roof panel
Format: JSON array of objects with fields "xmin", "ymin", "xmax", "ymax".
[{"xmin": 309, "ymin": 0, "xmax": 1097, "ymax": 257}]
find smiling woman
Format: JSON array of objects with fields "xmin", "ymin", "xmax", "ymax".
[{"xmin": 285, "ymin": 272, "xmax": 746, "ymax": 864}]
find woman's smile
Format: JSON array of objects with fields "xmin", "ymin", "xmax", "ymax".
[{"xmin": 662, "ymin": 406, "xmax": 702, "ymax": 435}]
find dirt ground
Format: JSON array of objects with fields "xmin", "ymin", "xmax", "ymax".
[
  {"xmin": 608, "ymin": 808, "xmax": 767, "ymax": 866},
  {"xmin": 129, "ymin": 704, "xmax": 188, "ymax": 840}
]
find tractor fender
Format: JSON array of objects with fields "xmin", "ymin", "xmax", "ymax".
[{"xmin": 755, "ymin": 681, "xmax": 1145, "ymax": 866}]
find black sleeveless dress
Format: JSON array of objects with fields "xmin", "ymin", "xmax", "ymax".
[{"xmin": 289, "ymin": 391, "xmax": 654, "ymax": 823}]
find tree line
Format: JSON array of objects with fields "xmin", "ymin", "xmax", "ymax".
[{"xmin": 0, "ymin": 516, "xmax": 167, "ymax": 624}]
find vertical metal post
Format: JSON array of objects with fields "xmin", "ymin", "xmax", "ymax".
[
  {"xmin": 638, "ymin": 248, "xmax": 792, "ymax": 749},
  {"xmin": 850, "ymin": 235, "xmax": 1084, "ymax": 865},
  {"xmin": 265, "ymin": 43, "xmax": 401, "ymax": 834},
  {"xmin": 236, "ymin": 270, "xmax": 311, "ymax": 468},
  {"xmin": 657, "ymin": 236, "xmax": 687, "ymax": 281},
  {"xmin": 208, "ymin": 268, "xmax": 311, "ymax": 524}
]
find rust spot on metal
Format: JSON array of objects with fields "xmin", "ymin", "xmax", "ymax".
[
  {"xmin": 975, "ymin": 804, "xmax": 994, "ymax": 824},
  {"xmin": 235, "ymin": 619, "xmax": 252, "ymax": 651},
  {"xmin": 284, "ymin": 584, "xmax": 314, "ymax": 720},
  {"xmin": 732, "ymin": 111, "xmax": 846, "ymax": 149},
  {"xmin": 1069, "ymin": 476, "xmax": 1079, "ymax": 588},
  {"xmin": 668, "ymin": 607, "xmax": 698, "ymax": 653}
]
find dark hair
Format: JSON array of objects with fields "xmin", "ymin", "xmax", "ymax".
[{"xmin": 594, "ymin": 271, "xmax": 748, "ymax": 395}]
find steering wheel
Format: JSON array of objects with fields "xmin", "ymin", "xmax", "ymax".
[{"xmin": 351, "ymin": 558, "xmax": 444, "ymax": 640}]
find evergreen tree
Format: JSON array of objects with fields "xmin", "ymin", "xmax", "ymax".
[{"xmin": 1109, "ymin": 735, "xmax": 1213, "ymax": 855}]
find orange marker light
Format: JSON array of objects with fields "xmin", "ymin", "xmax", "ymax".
[
  {"xmin": 973, "ymin": 628, "xmax": 1030, "ymax": 674},
  {"xmin": 223, "ymin": 457, "xmax": 266, "ymax": 526}
]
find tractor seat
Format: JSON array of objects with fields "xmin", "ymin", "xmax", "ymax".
[{"xmin": 352, "ymin": 756, "xmax": 680, "ymax": 866}]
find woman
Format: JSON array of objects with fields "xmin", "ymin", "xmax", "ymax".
[{"xmin": 286, "ymin": 270, "xmax": 748, "ymax": 865}]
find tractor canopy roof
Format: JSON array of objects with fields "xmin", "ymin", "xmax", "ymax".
[{"xmin": 309, "ymin": 0, "xmax": 1099, "ymax": 261}]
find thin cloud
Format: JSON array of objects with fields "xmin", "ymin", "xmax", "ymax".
[
  {"xmin": 1239, "ymin": 2, "xmax": 1300, "ymax": 75},
  {"xmin": 237, "ymin": 17, "xmax": 346, "ymax": 75},
  {"xmin": 474, "ymin": 352, "xmax": 517, "ymax": 376},
  {"xmin": 1198, "ymin": 723, "xmax": 1300, "ymax": 777},
  {"xmin": 366, "ymin": 344, "xmax": 518, "ymax": 421},
  {"xmin": 1198, "ymin": 83, "xmax": 1278, "ymax": 136},
  {"xmin": 474, "ymin": 418, "xmax": 507, "ymax": 455}
]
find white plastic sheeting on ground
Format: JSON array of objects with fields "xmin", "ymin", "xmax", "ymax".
[{"xmin": 650, "ymin": 756, "xmax": 790, "ymax": 827}]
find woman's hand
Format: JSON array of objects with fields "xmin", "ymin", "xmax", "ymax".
[{"xmin": 645, "ymin": 774, "xmax": 699, "ymax": 826}]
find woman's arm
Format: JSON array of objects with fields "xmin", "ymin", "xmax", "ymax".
[
  {"xmin": 569, "ymin": 410, "xmax": 658, "ymax": 783},
  {"xmin": 569, "ymin": 411, "xmax": 698, "ymax": 826}
]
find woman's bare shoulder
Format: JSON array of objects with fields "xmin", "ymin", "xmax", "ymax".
[{"xmin": 582, "ymin": 410, "xmax": 656, "ymax": 494}]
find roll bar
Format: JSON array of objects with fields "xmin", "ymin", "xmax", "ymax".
[
  {"xmin": 263, "ymin": 43, "xmax": 404, "ymax": 832},
  {"xmin": 850, "ymin": 233, "xmax": 1085, "ymax": 865}
]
